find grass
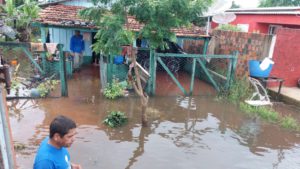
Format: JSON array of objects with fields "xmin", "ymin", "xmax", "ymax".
[
  {"xmin": 280, "ymin": 115, "xmax": 299, "ymax": 130},
  {"xmin": 218, "ymin": 77, "xmax": 252, "ymax": 104},
  {"xmin": 239, "ymin": 102, "xmax": 279, "ymax": 123},
  {"xmin": 221, "ymin": 78, "xmax": 300, "ymax": 131}
]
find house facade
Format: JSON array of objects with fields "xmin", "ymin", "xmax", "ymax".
[
  {"xmin": 211, "ymin": 7, "xmax": 300, "ymax": 87},
  {"xmin": 212, "ymin": 7, "xmax": 300, "ymax": 34}
]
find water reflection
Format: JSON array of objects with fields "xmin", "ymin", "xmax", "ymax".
[{"xmin": 7, "ymin": 66, "xmax": 300, "ymax": 169}]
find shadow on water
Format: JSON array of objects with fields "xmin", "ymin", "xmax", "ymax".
[{"xmin": 8, "ymin": 66, "xmax": 300, "ymax": 169}]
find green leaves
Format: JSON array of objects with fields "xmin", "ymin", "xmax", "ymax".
[
  {"xmin": 103, "ymin": 111, "xmax": 128, "ymax": 128},
  {"xmin": 37, "ymin": 80, "xmax": 59, "ymax": 97},
  {"xmin": 259, "ymin": 0, "xmax": 300, "ymax": 7},
  {"xmin": 80, "ymin": 0, "xmax": 213, "ymax": 54},
  {"xmin": 103, "ymin": 79, "xmax": 126, "ymax": 99},
  {"xmin": 91, "ymin": 15, "xmax": 134, "ymax": 55}
]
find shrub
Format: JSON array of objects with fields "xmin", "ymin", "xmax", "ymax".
[
  {"xmin": 37, "ymin": 80, "xmax": 59, "ymax": 97},
  {"xmin": 103, "ymin": 111, "xmax": 128, "ymax": 128},
  {"xmin": 103, "ymin": 79, "xmax": 125, "ymax": 99},
  {"xmin": 216, "ymin": 24, "xmax": 242, "ymax": 32}
]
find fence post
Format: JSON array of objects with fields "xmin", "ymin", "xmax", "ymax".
[
  {"xmin": 189, "ymin": 57, "xmax": 196, "ymax": 95},
  {"xmin": 41, "ymin": 27, "xmax": 47, "ymax": 75},
  {"xmin": 149, "ymin": 50, "xmax": 156, "ymax": 95},
  {"xmin": 231, "ymin": 51, "xmax": 239, "ymax": 83},
  {"xmin": 58, "ymin": 44, "xmax": 68, "ymax": 97},
  {"xmin": 225, "ymin": 58, "xmax": 233, "ymax": 90},
  {"xmin": 0, "ymin": 87, "xmax": 16, "ymax": 169}
]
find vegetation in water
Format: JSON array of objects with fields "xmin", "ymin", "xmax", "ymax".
[
  {"xmin": 239, "ymin": 102, "xmax": 279, "ymax": 123},
  {"xmin": 280, "ymin": 115, "xmax": 299, "ymax": 130},
  {"xmin": 103, "ymin": 111, "xmax": 128, "ymax": 128},
  {"xmin": 36, "ymin": 80, "xmax": 59, "ymax": 97},
  {"xmin": 220, "ymin": 78, "xmax": 300, "ymax": 131},
  {"xmin": 103, "ymin": 79, "xmax": 126, "ymax": 99},
  {"xmin": 218, "ymin": 77, "xmax": 252, "ymax": 104}
]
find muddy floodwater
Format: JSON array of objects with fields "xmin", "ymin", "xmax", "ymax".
[{"xmin": 8, "ymin": 66, "xmax": 300, "ymax": 169}]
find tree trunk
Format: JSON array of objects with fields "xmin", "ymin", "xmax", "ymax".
[{"xmin": 128, "ymin": 46, "xmax": 149, "ymax": 127}]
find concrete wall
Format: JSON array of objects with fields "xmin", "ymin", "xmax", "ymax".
[
  {"xmin": 271, "ymin": 28, "xmax": 300, "ymax": 87},
  {"xmin": 183, "ymin": 30, "xmax": 273, "ymax": 77}
]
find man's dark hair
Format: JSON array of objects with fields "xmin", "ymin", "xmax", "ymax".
[{"xmin": 49, "ymin": 115, "xmax": 76, "ymax": 138}]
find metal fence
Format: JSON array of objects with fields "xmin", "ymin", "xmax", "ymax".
[{"xmin": 146, "ymin": 52, "xmax": 238, "ymax": 96}]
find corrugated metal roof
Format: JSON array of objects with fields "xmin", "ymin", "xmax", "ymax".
[{"xmin": 227, "ymin": 7, "xmax": 300, "ymax": 15}]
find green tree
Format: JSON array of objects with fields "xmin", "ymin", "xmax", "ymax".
[
  {"xmin": 2, "ymin": 0, "xmax": 40, "ymax": 41},
  {"xmin": 80, "ymin": 0, "xmax": 213, "ymax": 126},
  {"xmin": 259, "ymin": 0, "xmax": 300, "ymax": 7},
  {"xmin": 231, "ymin": 1, "xmax": 240, "ymax": 8}
]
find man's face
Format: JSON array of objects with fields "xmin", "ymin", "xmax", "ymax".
[
  {"xmin": 75, "ymin": 31, "xmax": 80, "ymax": 36},
  {"xmin": 58, "ymin": 128, "xmax": 77, "ymax": 148}
]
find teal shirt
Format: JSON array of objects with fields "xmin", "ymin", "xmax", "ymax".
[{"xmin": 33, "ymin": 137, "xmax": 71, "ymax": 169}]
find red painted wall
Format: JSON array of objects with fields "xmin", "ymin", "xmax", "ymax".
[
  {"xmin": 271, "ymin": 28, "xmax": 300, "ymax": 87},
  {"xmin": 212, "ymin": 14, "xmax": 300, "ymax": 33}
]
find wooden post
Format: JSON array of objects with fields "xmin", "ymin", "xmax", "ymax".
[
  {"xmin": 58, "ymin": 44, "xmax": 68, "ymax": 97},
  {"xmin": 41, "ymin": 27, "xmax": 47, "ymax": 75}
]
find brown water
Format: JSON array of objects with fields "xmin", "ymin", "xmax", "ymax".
[{"xmin": 8, "ymin": 66, "xmax": 300, "ymax": 169}]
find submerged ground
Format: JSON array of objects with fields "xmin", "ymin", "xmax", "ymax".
[{"xmin": 8, "ymin": 66, "xmax": 300, "ymax": 169}]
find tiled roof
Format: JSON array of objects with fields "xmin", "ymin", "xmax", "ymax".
[
  {"xmin": 36, "ymin": 4, "xmax": 96, "ymax": 29},
  {"xmin": 36, "ymin": 4, "xmax": 208, "ymax": 37}
]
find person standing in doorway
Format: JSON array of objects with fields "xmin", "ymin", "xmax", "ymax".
[
  {"xmin": 33, "ymin": 115, "xmax": 82, "ymax": 169},
  {"xmin": 70, "ymin": 30, "xmax": 85, "ymax": 71}
]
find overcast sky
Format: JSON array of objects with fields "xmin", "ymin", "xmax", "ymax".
[{"xmin": 234, "ymin": 0, "xmax": 260, "ymax": 8}]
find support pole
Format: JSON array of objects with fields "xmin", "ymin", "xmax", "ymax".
[
  {"xmin": 189, "ymin": 58, "xmax": 196, "ymax": 95},
  {"xmin": 58, "ymin": 44, "xmax": 68, "ymax": 97},
  {"xmin": 0, "ymin": 87, "xmax": 16, "ymax": 169},
  {"xmin": 150, "ymin": 50, "xmax": 157, "ymax": 95},
  {"xmin": 225, "ymin": 58, "xmax": 233, "ymax": 90},
  {"xmin": 41, "ymin": 27, "xmax": 47, "ymax": 75}
]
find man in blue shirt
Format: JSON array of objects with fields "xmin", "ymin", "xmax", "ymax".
[
  {"xmin": 70, "ymin": 30, "xmax": 85, "ymax": 71},
  {"xmin": 34, "ymin": 115, "xmax": 82, "ymax": 169}
]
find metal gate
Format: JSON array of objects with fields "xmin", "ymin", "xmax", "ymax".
[{"xmin": 147, "ymin": 51, "xmax": 238, "ymax": 96}]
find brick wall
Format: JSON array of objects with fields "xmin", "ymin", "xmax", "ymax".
[
  {"xmin": 183, "ymin": 30, "xmax": 272, "ymax": 77},
  {"xmin": 271, "ymin": 28, "xmax": 300, "ymax": 87}
]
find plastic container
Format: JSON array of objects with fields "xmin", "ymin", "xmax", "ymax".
[
  {"xmin": 114, "ymin": 55, "xmax": 124, "ymax": 65},
  {"xmin": 248, "ymin": 60, "xmax": 273, "ymax": 78}
]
